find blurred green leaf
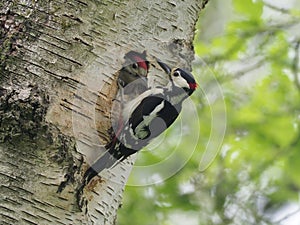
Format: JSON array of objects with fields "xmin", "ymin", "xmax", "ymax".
[
  {"xmin": 118, "ymin": 1, "xmax": 300, "ymax": 224},
  {"xmin": 233, "ymin": 0, "xmax": 264, "ymax": 19}
]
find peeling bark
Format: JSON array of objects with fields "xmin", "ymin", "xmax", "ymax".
[{"xmin": 0, "ymin": 0, "xmax": 209, "ymax": 224}]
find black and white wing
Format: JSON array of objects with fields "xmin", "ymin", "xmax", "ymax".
[{"xmin": 121, "ymin": 92, "xmax": 180, "ymax": 150}]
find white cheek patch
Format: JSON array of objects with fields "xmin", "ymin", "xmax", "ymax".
[{"xmin": 173, "ymin": 76, "xmax": 190, "ymax": 89}]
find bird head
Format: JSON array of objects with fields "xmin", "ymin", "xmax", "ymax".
[
  {"xmin": 124, "ymin": 50, "xmax": 150, "ymax": 78},
  {"xmin": 157, "ymin": 60, "xmax": 197, "ymax": 96}
]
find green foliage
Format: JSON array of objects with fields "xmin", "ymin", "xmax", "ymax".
[
  {"xmin": 118, "ymin": 1, "xmax": 300, "ymax": 224},
  {"xmin": 233, "ymin": 0, "xmax": 264, "ymax": 19}
]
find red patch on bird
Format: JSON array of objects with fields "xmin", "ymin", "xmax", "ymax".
[
  {"xmin": 189, "ymin": 83, "xmax": 198, "ymax": 90},
  {"xmin": 133, "ymin": 55, "xmax": 148, "ymax": 71}
]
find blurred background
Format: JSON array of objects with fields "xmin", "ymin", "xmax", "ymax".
[{"xmin": 118, "ymin": 0, "xmax": 300, "ymax": 224}]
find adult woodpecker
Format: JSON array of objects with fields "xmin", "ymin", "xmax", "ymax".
[{"xmin": 80, "ymin": 60, "xmax": 197, "ymax": 189}]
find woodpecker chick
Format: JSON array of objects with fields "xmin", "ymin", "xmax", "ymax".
[
  {"xmin": 118, "ymin": 51, "xmax": 150, "ymax": 94},
  {"xmin": 111, "ymin": 50, "xmax": 151, "ymax": 137},
  {"xmin": 114, "ymin": 51, "xmax": 150, "ymax": 108}
]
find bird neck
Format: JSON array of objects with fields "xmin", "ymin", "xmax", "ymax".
[{"xmin": 165, "ymin": 83, "xmax": 188, "ymax": 106}]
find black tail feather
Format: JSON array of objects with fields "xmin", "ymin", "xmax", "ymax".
[
  {"xmin": 83, "ymin": 151, "xmax": 117, "ymax": 185},
  {"xmin": 75, "ymin": 141, "xmax": 137, "ymax": 209},
  {"xmin": 76, "ymin": 151, "xmax": 117, "ymax": 208}
]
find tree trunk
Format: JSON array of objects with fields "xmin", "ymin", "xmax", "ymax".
[{"xmin": 0, "ymin": 0, "xmax": 209, "ymax": 224}]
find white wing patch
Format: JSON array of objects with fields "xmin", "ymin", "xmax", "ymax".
[
  {"xmin": 135, "ymin": 100, "xmax": 165, "ymax": 139},
  {"xmin": 122, "ymin": 88, "xmax": 164, "ymax": 122}
]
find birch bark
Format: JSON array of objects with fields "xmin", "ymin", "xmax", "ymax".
[{"xmin": 0, "ymin": 0, "xmax": 209, "ymax": 224}]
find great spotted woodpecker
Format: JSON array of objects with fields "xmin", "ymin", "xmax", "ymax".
[
  {"xmin": 80, "ymin": 60, "xmax": 197, "ymax": 187},
  {"xmin": 117, "ymin": 50, "xmax": 150, "ymax": 99},
  {"xmin": 118, "ymin": 50, "xmax": 149, "ymax": 86},
  {"xmin": 111, "ymin": 50, "xmax": 150, "ymax": 140}
]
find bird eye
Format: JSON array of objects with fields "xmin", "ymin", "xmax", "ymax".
[
  {"xmin": 173, "ymin": 71, "xmax": 180, "ymax": 77},
  {"xmin": 132, "ymin": 63, "xmax": 138, "ymax": 69}
]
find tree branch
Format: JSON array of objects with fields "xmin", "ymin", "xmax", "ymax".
[{"xmin": 292, "ymin": 41, "xmax": 300, "ymax": 91}]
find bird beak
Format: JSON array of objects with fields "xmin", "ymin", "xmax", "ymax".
[{"xmin": 157, "ymin": 60, "xmax": 172, "ymax": 75}]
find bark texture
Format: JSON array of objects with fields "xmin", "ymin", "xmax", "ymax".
[{"xmin": 0, "ymin": 0, "xmax": 209, "ymax": 224}]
